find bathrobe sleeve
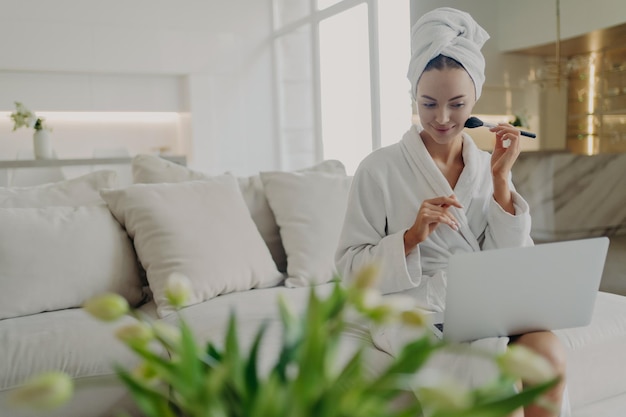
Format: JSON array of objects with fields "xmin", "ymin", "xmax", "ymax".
[
  {"xmin": 481, "ymin": 176, "xmax": 534, "ymax": 250},
  {"xmin": 335, "ymin": 163, "xmax": 420, "ymax": 295}
]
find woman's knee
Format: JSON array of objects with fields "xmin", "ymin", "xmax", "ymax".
[{"xmin": 513, "ymin": 331, "xmax": 567, "ymax": 374}]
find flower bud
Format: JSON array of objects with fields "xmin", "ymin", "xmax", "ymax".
[
  {"xmin": 352, "ymin": 264, "xmax": 380, "ymax": 290},
  {"xmin": 359, "ymin": 288, "xmax": 383, "ymax": 309},
  {"xmin": 497, "ymin": 344, "xmax": 557, "ymax": 385},
  {"xmin": 165, "ymin": 272, "xmax": 192, "ymax": 309},
  {"xmin": 400, "ymin": 309, "xmax": 427, "ymax": 327},
  {"xmin": 379, "ymin": 294, "xmax": 418, "ymax": 313},
  {"xmin": 83, "ymin": 293, "xmax": 129, "ymax": 321},
  {"xmin": 132, "ymin": 362, "xmax": 160, "ymax": 385},
  {"xmin": 152, "ymin": 321, "xmax": 182, "ymax": 348},
  {"xmin": 417, "ymin": 381, "xmax": 472, "ymax": 411},
  {"xmin": 10, "ymin": 371, "xmax": 73, "ymax": 410},
  {"xmin": 115, "ymin": 322, "xmax": 154, "ymax": 347}
]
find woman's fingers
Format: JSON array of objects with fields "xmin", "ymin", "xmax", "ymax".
[
  {"xmin": 489, "ymin": 123, "xmax": 521, "ymax": 150},
  {"xmin": 422, "ymin": 205, "xmax": 459, "ymax": 231},
  {"xmin": 424, "ymin": 195, "xmax": 463, "ymax": 209},
  {"xmin": 421, "ymin": 195, "xmax": 461, "ymax": 231},
  {"xmin": 406, "ymin": 195, "xmax": 463, "ymax": 248}
]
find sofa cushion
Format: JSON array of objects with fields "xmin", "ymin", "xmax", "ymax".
[
  {"xmin": 167, "ymin": 284, "xmax": 393, "ymax": 378},
  {"xmin": 131, "ymin": 154, "xmax": 346, "ymax": 272},
  {"xmin": 0, "ymin": 205, "xmax": 144, "ymax": 320},
  {"xmin": 260, "ymin": 171, "xmax": 352, "ymax": 287},
  {"xmin": 554, "ymin": 291, "xmax": 626, "ymax": 410},
  {"xmin": 0, "ymin": 170, "xmax": 117, "ymax": 207},
  {"xmin": 100, "ymin": 176, "xmax": 284, "ymax": 318},
  {"xmin": 0, "ymin": 301, "xmax": 159, "ymax": 392}
]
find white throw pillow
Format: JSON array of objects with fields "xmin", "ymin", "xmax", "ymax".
[
  {"xmin": 0, "ymin": 205, "xmax": 144, "ymax": 320},
  {"xmin": 131, "ymin": 154, "xmax": 346, "ymax": 273},
  {"xmin": 0, "ymin": 170, "xmax": 118, "ymax": 207},
  {"xmin": 260, "ymin": 171, "xmax": 353, "ymax": 287},
  {"xmin": 100, "ymin": 176, "xmax": 284, "ymax": 317}
]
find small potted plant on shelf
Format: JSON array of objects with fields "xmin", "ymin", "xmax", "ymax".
[
  {"xmin": 9, "ymin": 101, "xmax": 53, "ymax": 159},
  {"xmin": 10, "ymin": 266, "xmax": 559, "ymax": 417}
]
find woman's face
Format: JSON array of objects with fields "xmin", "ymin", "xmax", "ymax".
[{"xmin": 415, "ymin": 67, "xmax": 476, "ymax": 145}]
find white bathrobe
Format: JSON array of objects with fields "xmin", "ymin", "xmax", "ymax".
[
  {"xmin": 336, "ymin": 124, "xmax": 533, "ymax": 312},
  {"xmin": 335, "ymin": 126, "xmax": 573, "ymax": 416}
]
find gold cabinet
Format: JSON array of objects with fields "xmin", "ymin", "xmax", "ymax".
[{"xmin": 567, "ymin": 47, "xmax": 626, "ymax": 154}]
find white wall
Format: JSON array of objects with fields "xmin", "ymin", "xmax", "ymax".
[
  {"xmin": 0, "ymin": 0, "xmax": 277, "ymax": 176},
  {"xmin": 2, "ymin": 1, "xmax": 625, "ymax": 176}
]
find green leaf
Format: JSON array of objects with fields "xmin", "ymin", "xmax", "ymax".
[
  {"xmin": 223, "ymin": 312, "xmax": 246, "ymax": 395},
  {"xmin": 430, "ymin": 378, "xmax": 559, "ymax": 417},
  {"xmin": 126, "ymin": 344, "xmax": 178, "ymax": 381},
  {"xmin": 169, "ymin": 318, "xmax": 203, "ymax": 403},
  {"xmin": 248, "ymin": 374, "xmax": 286, "ymax": 417},
  {"xmin": 323, "ymin": 281, "xmax": 348, "ymax": 323},
  {"xmin": 273, "ymin": 294, "xmax": 305, "ymax": 383},
  {"xmin": 205, "ymin": 341, "xmax": 223, "ymax": 361},
  {"xmin": 367, "ymin": 336, "xmax": 440, "ymax": 399},
  {"xmin": 244, "ymin": 321, "xmax": 268, "ymax": 398},
  {"xmin": 115, "ymin": 366, "xmax": 175, "ymax": 417}
]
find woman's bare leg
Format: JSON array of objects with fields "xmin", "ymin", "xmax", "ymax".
[{"xmin": 512, "ymin": 331, "xmax": 567, "ymax": 417}]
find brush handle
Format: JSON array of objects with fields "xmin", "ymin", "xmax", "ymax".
[
  {"xmin": 519, "ymin": 130, "xmax": 537, "ymax": 138},
  {"xmin": 482, "ymin": 122, "xmax": 536, "ymax": 139}
]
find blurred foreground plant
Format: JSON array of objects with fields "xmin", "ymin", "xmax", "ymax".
[{"xmin": 11, "ymin": 265, "xmax": 559, "ymax": 417}]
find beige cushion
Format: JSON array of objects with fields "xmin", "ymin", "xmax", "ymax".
[
  {"xmin": 260, "ymin": 171, "xmax": 352, "ymax": 287},
  {"xmin": 0, "ymin": 170, "xmax": 118, "ymax": 207},
  {"xmin": 131, "ymin": 154, "xmax": 346, "ymax": 272},
  {"xmin": 100, "ymin": 176, "xmax": 284, "ymax": 318},
  {"xmin": 0, "ymin": 205, "xmax": 144, "ymax": 320}
]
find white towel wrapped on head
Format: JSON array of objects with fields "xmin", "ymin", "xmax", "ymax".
[{"xmin": 407, "ymin": 7, "xmax": 489, "ymax": 101}]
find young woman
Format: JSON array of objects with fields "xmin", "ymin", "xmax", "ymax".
[{"xmin": 335, "ymin": 7, "xmax": 566, "ymax": 417}]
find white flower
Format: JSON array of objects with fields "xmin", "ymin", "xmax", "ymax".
[
  {"xmin": 115, "ymin": 322, "xmax": 154, "ymax": 346},
  {"xmin": 353, "ymin": 264, "xmax": 380, "ymax": 289},
  {"xmin": 497, "ymin": 344, "xmax": 557, "ymax": 385},
  {"xmin": 10, "ymin": 101, "xmax": 50, "ymax": 132},
  {"xmin": 10, "ymin": 371, "xmax": 73, "ymax": 410},
  {"xmin": 83, "ymin": 293, "xmax": 129, "ymax": 322},
  {"xmin": 379, "ymin": 294, "xmax": 418, "ymax": 312},
  {"xmin": 152, "ymin": 321, "xmax": 182, "ymax": 347},
  {"xmin": 414, "ymin": 370, "xmax": 472, "ymax": 412},
  {"xmin": 165, "ymin": 272, "xmax": 193, "ymax": 309}
]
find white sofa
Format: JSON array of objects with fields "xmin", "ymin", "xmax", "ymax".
[{"xmin": 1, "ymin": 154, "xmax": 625, "ymax": 417}]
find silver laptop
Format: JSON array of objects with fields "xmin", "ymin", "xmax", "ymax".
[{"xmin": 432, "ymin": 237, "xmax": 610, "ymax": 342}]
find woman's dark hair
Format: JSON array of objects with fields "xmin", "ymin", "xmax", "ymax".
[{"xmin": 424, "ymin": 55, "xmax": 465, "ymax": 72}]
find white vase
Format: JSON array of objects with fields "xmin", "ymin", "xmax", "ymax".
[{"xmin": 33, "ymin": 129, "xmax": 53, "ymax": 159}]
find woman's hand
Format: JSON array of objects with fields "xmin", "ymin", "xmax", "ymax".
[
  {"xmin": 489, "ymin": 123, "xmax": 520, "ymax": 214},
  {"xmin": 404, "ymin": 195, "xmax": 463, "ymax": 255},
  {"xmin": 489, "ymin": 123, "xmax": 521, "ymax": 181}
]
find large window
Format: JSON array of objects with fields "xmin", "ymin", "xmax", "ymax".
[{"xmin": 272, "ymin": 0, "xmax": 410, "ymax": 174}]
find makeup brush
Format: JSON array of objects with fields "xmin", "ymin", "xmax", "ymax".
[{"xmin": 464, "ymin": 116, "xmax": 536, "ymax": 138}]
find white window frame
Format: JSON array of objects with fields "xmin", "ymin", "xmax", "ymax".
[{"xmin": 270, "ymin": 0, "xmax": 381, "ymax": 169}]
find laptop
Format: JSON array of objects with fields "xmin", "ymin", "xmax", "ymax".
[{"xmin": 431, "ymin": 237, "xmax": 610, "ymax": 342}]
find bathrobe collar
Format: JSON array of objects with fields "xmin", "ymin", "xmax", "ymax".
[{"xmin": 400, "ymin": 124, "xmax": 482, "ymax": 251}]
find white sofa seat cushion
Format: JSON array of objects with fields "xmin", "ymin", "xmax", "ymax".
[
  {"xmin": 100, "ymin": 176, "xmax": 284, "ymax": 318},
  {"xmin": 0, "ymin": 301, "xmax": 158, "ymax": 392},
  {"xmin": 554, "ymin": 291, "xmax": 626, "ymax": 410},
  {"xmin": 0, "ymin": 205, "xmax": 144, "ymax": 319},
  {"xmin": 167, "ymin": 284, "xmax": 393, "ymax": 378}
]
